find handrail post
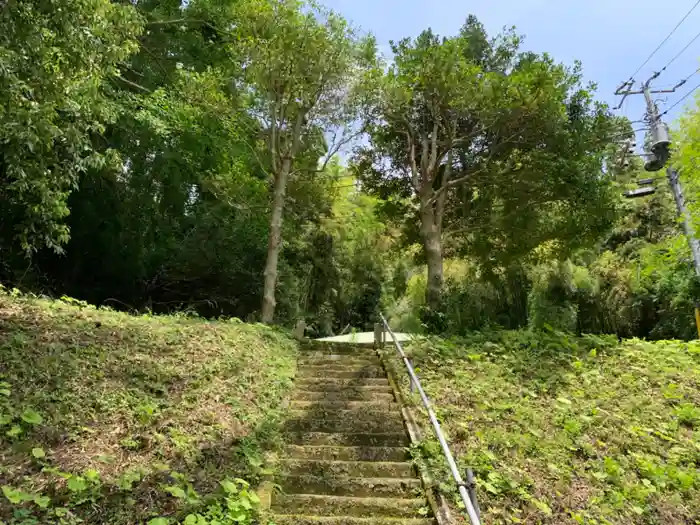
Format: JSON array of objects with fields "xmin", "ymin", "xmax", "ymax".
[
  {"xmin": 293, "ymin": 319, "xmax": 306, "ymax": 341},
  {"xmin": 466, "ymin": 468, "xmax": 481, "ymax": 521},
  {"xmin": 373, "ymin": 322, "xmax": 384, "ymax": 349}
]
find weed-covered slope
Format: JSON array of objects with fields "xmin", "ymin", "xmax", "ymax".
[
  {"xmin": 0, "ymin": 291, "xmax": 297, "ymax": 524},
  {"xmin": 394, "ymin": 331, "xmax": 700, "ymax": 524}
]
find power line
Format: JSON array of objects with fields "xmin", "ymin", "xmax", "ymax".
[
  {"xmin": 659, "ymin": 30, "xmax": 700, "ymax": 74},
  {"xmin": 660, "ymin": 79, "xmax": 700, "ymax": 117},
  {"xmin": 625, "ymin": 0, "xmax": 700, "ymax": 82},
  {"xmin": 608, "ymin": 128, "xmax": 650, "ymax": 142}
]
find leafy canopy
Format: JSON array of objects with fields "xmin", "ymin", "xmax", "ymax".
[
  {"xmin": 355, "ymin": 16, "xmax": 617, "ymax": 268},
  {"xmin": 0, "ymin": 0, "xmax": 142, "ymax": 253}
]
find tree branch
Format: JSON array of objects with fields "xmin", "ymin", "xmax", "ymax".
[
  {"xmin": 114, "ymin": 75, "xmax": 151, "ymax": 93},
  {"xmin": 270, "ymin": 102, "xmax": 280, "ymax": 175},
  {"xmin": 288, "ymin": 108, "xmax": 307, "ymax": 160},
  {"xmin": 241, "ymin": 137, "xmax": 272, "ymax": 180},
  {"xmin": 287, "ymin": 126, "xmax": 362, "ymax": 178},
  {"xmin": 428, "ymin": 118, "xmax": 439, "ymax": 174},
  {"xmin": 425, "ymin": 126, "xmax": 523, "ymax": 207},
  {"xmin": 406, "ymin": 131, "xmax": 420, "ymax": 190},
  {"xmin": 147, "ymin": 18, "xmax": 195, "ymax": 26},
  {"xmin": 138, "ymin": 44, "xmax": 170, "ymax": 78},
  {"xmin": 435, "ymin": 147, "xmax": 452, "ymax": 235},
  {"xmin": 420, "ymin": 132, "xmax": 430, "ymax": 177}
]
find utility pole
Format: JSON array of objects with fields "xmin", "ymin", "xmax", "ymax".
[
  {"xmin": 667, "ymin": 168, "xmax": 700, "ymax": 278},
  {"xmin": 667, "ymin": 167, "xmax": 700, "ymax": 337},
  {"xmin": 614, "ymin": 72, "xmax": 700, "ymax": 338}
]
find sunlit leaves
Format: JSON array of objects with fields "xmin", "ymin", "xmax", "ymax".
[{"xmin": 0, "ymin": 0, "xmax": 142, "ymax": 253}]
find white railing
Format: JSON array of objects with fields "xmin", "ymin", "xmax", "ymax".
[{"xmin": 378, "ymin": 313, "xmax": 482, "ymax": 525}]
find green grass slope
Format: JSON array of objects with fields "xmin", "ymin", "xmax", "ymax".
[
  {"xmin": 391, "ymin": 330, "xmax": 700, "ymax": 524},
  {"xmin": 0, "ymin": 290, "xmax": 297, "ymax": 524}
]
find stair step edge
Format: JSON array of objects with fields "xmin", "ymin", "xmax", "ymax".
[{"xmin": 269, "ymin": 516, "xmax": 434, "ymax": 525}]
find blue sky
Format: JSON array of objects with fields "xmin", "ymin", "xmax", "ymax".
[{"xmin": 326, "ymin": 0, "xmax": 700, "ymax": 129}]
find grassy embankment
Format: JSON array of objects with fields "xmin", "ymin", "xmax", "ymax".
[
  {"xmin": 0, "ymin": 289, "xmax": 297, "ymax": 524},
  {"xmin": 389, "ymin": 330, "xmax": 700, "ymax": 524}
]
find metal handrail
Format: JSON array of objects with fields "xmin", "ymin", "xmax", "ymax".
[{"xmin": 379, "ymin": 313, "xmax": 482, "ymax": 525}]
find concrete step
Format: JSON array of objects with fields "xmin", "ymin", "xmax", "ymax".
[
  {"xmin": 285, "ymin": 432, "xmax": 408, "ymax": 447},
  {"xmin": 278, "ymin": 475, "xmax": 422, "ymax": 498},
  {"xmin": 284, "ymin": 445, "xmax": 407, "ymax": 462},
  {"xmin": 301, "ymin": 345, "xmax": 376, "ymax": 357},
  {"xmin": 298, "ymin": 356, "xmax": 381, "ymax": 367},
  {"xmin": 295, "ymin": 377, "xmax": 390, "ymax": 389},
  {"xmin": 298, "ymin": 367, "xmax": 386, "ymax": 379},
  {"xmin": 298, "ymin": 361, "xmax": 384, "ymax": 370},
  {"xmin": 270, "ymin": 516, "xmax": 434, "ymax": 525},
  {"xmin": 278, "ymin": 459, "xmax": 414, "ymax": 478},
  {"xmin": 289, "ymin": 408, "xmax": 403, "ymax": 422},
  {"xmin": 290, "ymin": 400, "xmax": 398, "ymax": 410},
  {"xmin": 294, "ymin": 390, "xmax": 395, "ymax": 402},
  {"xmin": 284, "ymin": 417, "xmax": 405, "ymax": 434},
  {"xmin": 271, "ymin": 494, "xmax": 427, "ymax": 518},
  {"xmin": 294, "ymin": 383, "xmax": 392, "ymax": 394}
]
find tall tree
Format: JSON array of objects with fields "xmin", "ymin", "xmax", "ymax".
[
  {"xmin": 355, "ymin": 16, "xmax": 615, "ymax": 309},
  {"xmin": 237, "ymin": 0, "xmax": 378, "ymax": 323}
]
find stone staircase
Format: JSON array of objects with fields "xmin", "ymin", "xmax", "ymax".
[{"xmin": 270, "ymin": 341, "xmax": 435, "ymax": 525}]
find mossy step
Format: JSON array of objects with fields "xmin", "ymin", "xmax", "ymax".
[
  {"xmin": 300, "ymin": 354, "xmax": 383, "ymax": 368},
  {"xmin": 295, "ymin": 377, "xmax": 390, "ymax": 389},
  {"xmin": 271, "ymin": 494, "xmax": 427, "ymax": 518},
  {"xmin": 298, "ymin": 368, "xmax": 386, "ymax": 379},
  {"xmin": 298, "ymin": 356, "xmax": 381, "ymax": 366},
  {"xmin": 289, "ymin": 408, "xmax": 404, "ymax": 423},
  {"xmin": 290, "ymin": 400, "xmax": 399, "ymax": 410},
  {"xmin": 284, "ymin": 417, "xmax": 405, "ymax": 434},
  {"xmin": 284, "ymin": 445, "xmax": 408, "ymax": 462},
  {"xmin": 300, "ymin": 351, "xmax": 380, "ymax": 359},
  {"xmin": 285, "ymin": 432, "xmax": 408, "ymax": 447},
  {"xmin": 278, "ymin": 475, "xmax": 422, "ymax": 498},
  {"xmin": 301, "ymin": 345, "xmax": 376, "ymax": 356},
  {"xmin": 278, "ymin": 458, "xmax": 414, "ymax": 478},
  {"xmin": 294, "ymin": 390, "xmax": 395, "ymax": 402},
  {"xmin": 298, "ymin": 380, "xmax": 393, "ymax": 394},
  {"xmin": 270, "ymin": 516, "xmax": 434, "ymax": 525},
  {"xmin": 297, "ymin": 367, "xmax": 386, "ymax": 377}
]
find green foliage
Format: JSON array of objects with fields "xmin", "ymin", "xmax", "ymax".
[
  {"xmin": 235, "ymin": 0, "xmax": 379, "ymax": 322},
  {"xmin": 147, "ymin": 478, "xmax": 260, "ymax": 525},
  {"xmin": 0, "ymin": 291, "xmax": 296, "ymax": 523},
  {"xmin": 527, "ymin": 260, "xmax": 581, "ymax": 332},
  {"xmin": 356, "ymin": 15, "xmax": 617, "ymax": 308},
  {"xmin": 48, "ymin": 64, "xmax": 271, "ymax": 318},
  {"xmin": 0, "ymin": 0, "xmax": 385, "ymax": 332},
  {"xmin": 393, "ymin": 331, "xmax": 700, "ymax": 523},
  {"xmin": 675, "ymin": 88, "xmax": 700, "ymax": 237},
  {"xmin": 269, "ymin": 162, "xmax": 395, "ymax": 334},
  {"xmin": 0, "ymin": 0, "xmax": 142, "ymax": 253},
  {"xmin": 389, "ymin": 188, "xmax": 699, "ymax": 339},
  {"xmin": 387, "ymin": 259, "xmax": 529, "ymax": 334},
  {"xmin": 178, "ymin": 479, "xmax": 260, "ymax": 525}
]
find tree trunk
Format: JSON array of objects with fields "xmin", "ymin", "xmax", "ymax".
[
  {"xmin": 420, "ymin": 200, "xmax": 444, "ymax": 310},
  {"xmin": 261, "ymin": 158, "xmax": 291, "ymax": 324}
]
